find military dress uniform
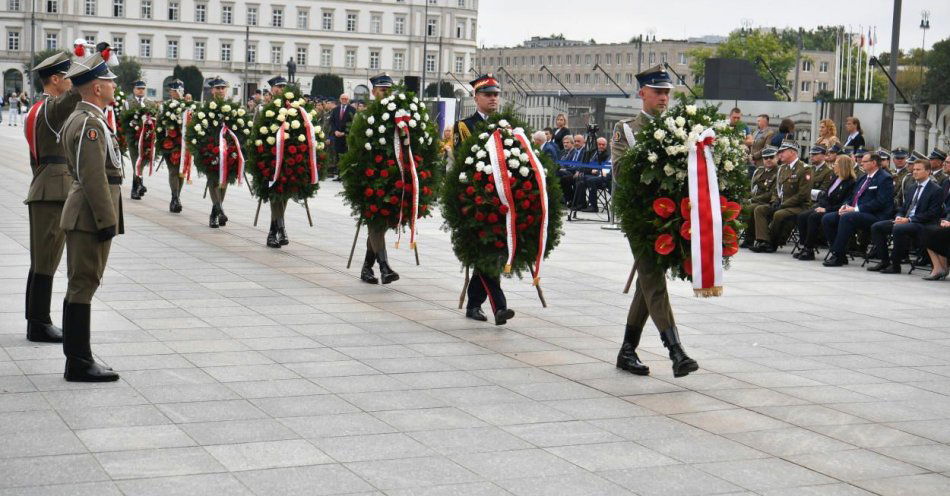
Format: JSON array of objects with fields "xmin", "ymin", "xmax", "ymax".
[
  {"xmin": 23, "ymin": 53, "xmax": 82, "ymax": 343},
  {"xmin": 612, "ymin": 65, "xmax": 698, "ymax": 378},
  {"xmin": 128, "ymin": 80, "xmax": 150, "ymax": 200},
  {"xmin": 891, "ymin": 148, "xmax": 913, "ymax": 209},
  {"xmin": 163, "ymin": 79, "xmax": 186, "ymax": 213},
  {"xmin": 206, "ymin": 77, "xmax": 231, "ymax": 228},
  {"xmin": 751, "ymin": 141, "xmax": 812, "ymax": 251},
  {"xmin": 740, "ymin": 147, "xmax": 778, "ymax": 247},
  {"xmin": 264, "ymin": 76, "xmax": 292, "ymax": 248},
  {"xmin": 59, "ymin": 54, "xmax": 122, "ymax": 382},
  {"xmin": 930, "ymin": 149, "xmax": 949, "ymax": 188}
]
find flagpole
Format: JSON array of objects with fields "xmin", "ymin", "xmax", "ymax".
[
  {"xmin": 855, "ymin": 25, "xmax": 862, "ymax": 101},
  {"xmin": 833, "ymin": 27, "xmax": 841, "ymax": 98},
  {"xmin": 845, "ymin": 26, "xmax": 852, "ymax": 99}
]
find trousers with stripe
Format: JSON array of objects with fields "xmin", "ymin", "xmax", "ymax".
[{"xmin": 467, "ymin": 269, "xmax": 506, "ymax": 313}]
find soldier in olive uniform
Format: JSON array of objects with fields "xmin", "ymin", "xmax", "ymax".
[
  {"xmin": 751, "ymin": 141, "xmax": 813, "ymax": 252},
  {"xmin": 128, "ymin": 80, "xmax": 150, "ymax": 200},
  {"xmin": 265, "ymin": 76, "xmax": 291, "ymax": 248},
  {"xmin": 358, "ymin": 73, "xmax": 399, "ymax": 283},
  {"xmin": 164, "ymin": 79, "xmax": 187, "ymax": 213},
  {"xmin": 740, "ymin": 146, "xmax": 778, "ymax": 248},
  {"xmin": 891, "ymin": 148, "xmax": 912, "ymax": 208},
  {"xmin": 59, "ymin": 54, "xmax": 122, "ymax": 382},
  {"xmin": 612, "ymin": 65, "xmax": 698, "ymax": 378},
  {"xmin": 930, "ymin": 148, "xmax": 949, "ymax": 187},
  {"xmin": 877, "ymin": 148, "xmax": 892, "ymax": 174},
  {"xmin": 809, "ymin": 145, "xmax": 835, "ymax": 193},
  {"xmin": 23, "ymin": 53, "xmax": 82, "ymax": 343},
  {"xmin": 206, "ymin": 77, "xmax": 231, "ymax": 228}
]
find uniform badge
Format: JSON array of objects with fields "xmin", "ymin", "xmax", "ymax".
[{"xmin": 86, "ymin": 128, "xmax": 99, "ymax": 141}]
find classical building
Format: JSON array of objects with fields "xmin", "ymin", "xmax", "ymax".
[{"xmin": 1, "ymin": 0, "xmax": 478, "ymax": 101}]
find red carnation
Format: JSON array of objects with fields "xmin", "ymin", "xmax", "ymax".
[
  {"xmin": 386, "ymin": 159, "xmax": 395, "ymax": 166},
  {"xmin": 162, "ymin": 139, "xmax": 173, "ymax": 150},
  {"xmin": 475, "ymin": 212, "xmax": 485, "ymax": 222},
  {"xmin": 473, "ymin": 172, "xmax": 483, "ymax": 181},
  {"xmin": 376, "ymin": 189, "xmax": 385, "ymax": 197},
  {"xmin": 380, "ymin": 170, "xmax": 389, "ymax": 178},
  {"xmin": 370, "ymin": 204, "xmax": 379, "ymax": 212},
  {"xmin": 515, "ymin": 190, "xmax": 525, "ymax": 199},
  {"xmin": 465, "ymin": 186, "xmax": 475, "ymax": 196},
  {"xmin": 257, "ymin": 145, "xmax": 264, "ymax": 153},
  {"xmin": 485, "ymin": 183, "xmax": 495, "ymax": 193},
  {"xmin": 389, "ymin": 196, "xmax": 399, "ymax": 205},
  {"xmin": 168, "ymin": 129, "xmax": 178, "ymax": 138},
  {"xmin": 296, "ymin": 167, "xmax": 305, "ymax": 174},
  {"xmin": 271, "ymin": 147, "xmax": 278, "ymax": 155},
  {"xmin": 517, "ymin": 223, "xmax": 527, "ymax": 231},
  {"xmin": 380, "ymin": 208, "xmax": 390, "ymax": 216},
  {"xmin": 653, "ymin": 198, "xmax": 676, "ymax": 219},
  {"xmin": 475, "ymin": 196, "xmax": 484, "ymax": 205},
  {"xmin": 522, "ymin": 181, "xmax": 533, "ymax": 190},
  {"xmin": 374, "ymin": 155, "xmax": 383, "ymax": 163},
  {"xmin": 299, "ymin": 144, "xmax": 307, "ymax": 152},
  {"xmin": 492, "ymin": 225, "xmax": 503, "ymax": 234},
  {"xmin": 365, "ymin": 168, "xmax": 376, "ymax": 177},
  {"xmin": 499, "ymin": 205, "xmax": 509, "ymax": 214},
  {"xmin": 395, "ymin": 180, "xmax": 405, "ymax": 188},
  {"xmin": 422, "ymin": 187, "xmax": 431, "ymax": 195},
  {"xmin": 364, "ymin": 187, "xmax": 374, "ymax": 197},
  {"xmin": 526, "ymin": 215, "xmax": 535, "ymax": 224},
  {"xmin": 364, "ymin": 210, "xmax": 374, "ymax": 218},
  {"xmin": 655, "ymin": 234, "xmax": 675, "ymax": 255},
  {"xmin": 521, "ymin": 200, "xmax": 530, "ymax": 209},
  {"xmin": 494, "ymin": 241, "xmax": 505, "ymax": 248},
  {"xmin": 487, "ymin": 213, "xmax": 499, "ymax": 223},
  {"xmin": 492, "ymin": 197, "xmax": 501, "ymax": 206}
]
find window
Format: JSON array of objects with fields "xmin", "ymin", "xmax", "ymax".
[
  {"xmin": 222, "ymin": 5, "xmax": 233, "ymax": 23},
  {"xmin": 220, "ymin": 42, "xmax": 231, "ymax": 62},
  {"xmin": 194, "ymin": 41, "xmax": 205, "ymax": 60},
  {"xmin": 84, "ymin": 0, "xmax": 96, "ymax": 16},
  {"xmin": 297, "ymin": 9, "xmax": 308, "ymax": 29},
  {"xmin": 139, "ymin": 37, "xmax": 151, "ymax": 58},
  {"xmin": 456, "ymin": 20, "xmax": 465, "ymax": 38},
  {"xmin": 616, "ymin": 53, "xmax": 622, "ymax": 65},
  {"xmin": 45, "ymin": 32, "xmax": 58, "ymax": 50},
  {"xmin": 585, "ymin": 54, "xmax": 591, "ymax": 65},
  {"xmin": 648, "ymin": 52, "xmax": 655, "ymax": 64},
  {"xmin": 470, "ymin": 19, "xmax": 476, "ymax": 39},
  {"xmin": 246, "ymin": 43, "xmax": 257, "ymax": 62},
  {"xmin": 364, "ymin": 49, "xmax": 378, "ymax": 70},
  {"xmin": 7, "ymin": 31, "xmax": 20, "ymax": 51},
  {"xmin": 134, "ymin": 0, "xmax": 145, "ymax": 18},
  {"xmin": 557, "ymin": 55, "xmax": 562, "ymax": 65},
  {"xmin": 346, "ymin": 12, "xmax": 357, "ymax": 32},
  {"xmin": 457, "ymin": 0, "xmax": 465, "ymax": 5},
  {"xmin": 246, "ymin": 6, "xmax": 257, "ymax": 25},
  {"xmin": 802, "ymin": 60, "xmax": 812, "ymax": 72},
  {"xmin": 195, "ymin": 3, "xmax": 206, "ymax": 22},
  {"xmin": 271, "ymin": 45, "xmax": 283, "ymax": 64},
  {"xmin": 801, "ymin": 80, "xmax": 811, "ymax": 92},
  {"xmin": 272, "ymin": 8, "xmax": 283, "ymax": 27},
  {"xmin": 296, "ymin": 46, "xmax": 307, "ymax": 65},
  {"xmin": 605, "ymin": 54, "xmax": 611, "ymax": 65},
  {"xmin": 677, "ymin": 75, "xmax": 686, "ymax": 85},
  {"xmin": 817, "ymin": 81, "xmax": 828, "ymax": 91},
  {"xmin": 111, "ymin": 36, "xmax": 123, "ymax": 55},
  {"xmin": 8, "ymin": 0, "xmax": 21, "ymax": 11},
  {"xmin": 393, "ymin": 51, "xmax": 404, "ymax": 70},
  {"xmin": 167, "ymin": 39, "xmax": 178, "ymax": 59},
  {"xmin": 322, "ymin": 11, "xmax": 333, "ymax": 30},
  {"xmin": 426, "ymin": 18, "xmax": 438, "ymax": 37},
  {"xmin": 584, "ymin": 73, "xmax": 590, "ymax": 84},
  {"xmin": 320, "ymin": 47, "xmax": 332, "ymax": 66},
  {"xmin": 455, "ymin": 55, "xmax": 464, "ymax": 73},
  {"xmin": 370, "ymin": 14, "xmax": 381, "ymax": 34},
  {"xmin": 345, "ymin": 48, "xmax": 356, "ymax": 68},
  {"xmin": 679, "ymin": 53, "xmax": 687, "ymax": 65},
  {"xmin": 167, "ymin": 1, "xmax": 178, "ymax": 20},
  {"xmin": 819, "ymin": 61, "xmax": 829, "ymax": 73},
  {"xmin": 425, "ymin": 53, "xmax": 436, "ymax": 73},
  {"xmin": 46, "ymin": 0, "xmax": 57, "ymax": 13},
  {"xmin": 394, "ymin": 15, "xmax": 405, "ymax": 35}
]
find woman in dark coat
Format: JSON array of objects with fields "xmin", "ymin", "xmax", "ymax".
[
  {"xmin": 770, "ymin": 118, "xmax": 795, "ymax": 146},
  {"xmin": 796, "ymin": 156, "xmax": 857, "ymax": 261},
  {"xmin": 552, "ymin": 113, "xmax": 571, "ymax": 151}
]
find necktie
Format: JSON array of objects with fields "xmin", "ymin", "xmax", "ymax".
[
  {"xmin": 852, "ymin": 176, "xmax": 870, "ymax": 206},
  {"xmin": 908, "ymin": 184, "xmax": 923, "ymax": 217},
  {"xmin": 340, "ymin": 106, "xmax": 344, "ymax": 120}
]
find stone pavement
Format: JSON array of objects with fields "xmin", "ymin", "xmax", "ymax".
[{"xmin": 1, "ymin": 123, "xmax": 949, "ymax": 496}]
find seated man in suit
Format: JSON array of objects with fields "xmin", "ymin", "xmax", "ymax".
[
  {"xmin": 557, "ymin": 135, "xmax": 582, "ymax": 205},
  {"xmin": 822, "ymin": 152, "xmax": 895, "ymax": 267},
  {"xmin": 868, "ymin": 160, "xmax": 945, "ymax": 274},
  {"xmin": 574, "ymin": 137, "xmax": 612, "ymax": 212},
  {"xmin": 540, "ymin": 127, "xmax": 559, "ymax": 163}
]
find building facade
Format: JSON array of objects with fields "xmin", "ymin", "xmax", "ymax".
[{"xmin": 1, "ymin": 0, "xmax": 478, "ymax": 100}]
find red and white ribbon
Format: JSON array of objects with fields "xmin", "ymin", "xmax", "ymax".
[
  {"xmin": 217, "ymin": 125, "xmax": 245, "ymax": 186},
  {"xmin": 301, "ymin": 115, "xmax": 319, "ymax": 184},
  {"xmin": 485, "ymin": 130, "xmax": 518, "ymax": 273},
  {"xmin": 687, "ymin": 128, "xmax": 724, "ymax": 297},
  {"xmin": 134, "ymin": 114, "xmax": 156, "ymax": 177},
  {"xmin": 512, "ymin": 129, "xmax": 549, "ymax": 285},
  {"xmin": 269, "ymin": 122, "xmax": 290, "ymax": 188},
  {"xmin": 24, "ymin": 100, "xmax": 44, "ymax": 163},
  {"xmin": 392, "ymin": 112, "xmax": 421, "ymax": 249},
  {"xmin": 104, "ymin": 105, "xmax": 117, "ymax": 132},
  {"xmin": 179, "ymin": 108, "xmax": 193, "ymax": 181}
]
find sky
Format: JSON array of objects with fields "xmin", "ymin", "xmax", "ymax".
[{"xmin": 476, "ymin": 0, "xmax": 950, "ymax": 53}]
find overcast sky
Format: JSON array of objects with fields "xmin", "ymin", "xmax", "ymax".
[{"xmin": 476, "ymin": 0, "xmax": 949, "ymax": 53}]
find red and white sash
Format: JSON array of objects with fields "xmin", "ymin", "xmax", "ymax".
[
  {"xmin": 392, "ymin": 112, "xmax": 421, "ymax": 249},
  {"xmin": 218, "ymin": 125, "xmax": 245, "ymax": 186},
  {"xmin": 24, "ymin": 100, "xmax": 45, "ymax": 164},
  {"xmin": 179, "ymin": 108, "xmax": 193, "ymax": 181},
  {"xmin": 134, "ymin": 114, "xmax": 157, "ymax": 177},
  {"xmin": 687, "ymin": 129, "xmax": 724, "ymax": 297}
]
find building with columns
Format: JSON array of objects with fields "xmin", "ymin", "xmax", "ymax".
[{"xmin": 1, "ymin": 0, "xmax": 478, "ymax": 101}]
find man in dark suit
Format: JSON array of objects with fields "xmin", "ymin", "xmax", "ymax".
[
  {"xmin": 868, "ymin": 160, "xmax": 945, "ymax": 274},
  {"xmin": 329, "ymin": 93, "xmax": 355, "ymax": 178},
  {"xmin": 540, "ymin": 127, "xmax": 559, "ymax": 163},
  {"xmin": 822, "ymin": 152, "xmax": 895, "ymax": 266},
  {"xmin": 573, "ymin": 137, "xmax": 611, "ymax": 212}
]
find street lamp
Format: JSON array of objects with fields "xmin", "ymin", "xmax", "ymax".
[{"xmin": 919, "ymin": 10, "xmax": 930, "ymax": 92}]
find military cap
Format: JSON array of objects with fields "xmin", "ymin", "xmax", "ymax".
[
  {"xmin": 207, "ymin": 76, "xmax": 228, "ymax": 88},
  {"xmin": 809, "ymin": 145, "xmax": 826, "ymax": 154},
  {"xmin": 267, "ymin": 75, "xmax": 287, "ymax": 87},
  {"xmin": 929, "ymin": 148, "xmax": 947, "ymax": 161},
  {"xmin": 778, "ymin": 140, "xmax": 799, "ymax": 152},
  {"xmin": 853, "ymin": 147, "xmax": 867, "ymax": 156},
  {"xmin": 132, "ymin": 80, "xmax": 147, "ymax": 89},
  {"xmin": 891, "ymin": 147, "xmax": 908, "ymax": 159},
  {"xmin": 761, "ymin": 146, "xmax": 778, "ymax": 158},
  {"xmin": 167, "ymin": 78, "xmax": 184, "ymax": 90},
  {"xmin": 370, "ymin": 73, "xmax": 394, "ymax": 88},
  {"xmin": 33, "ymin": 52, "xmax": 71, "ymax": 78},
  {"xmin": 469, "ymin": 74, "xmax": 500, "ymax": 93},
  {"xmin": 827, "ymin": 144, "xmax": 842, "ymax": 154},
  {"xmin": 876, "ymin": 148, "xmax": 891, "ymax": 160},
  {"xmin": 842, "ymin": 146, "xmax": 855, "ymax": 156},
  {"xmin": 65, "ymin": 53, "xmax": 117, "ymax": 86},
  {"xmin": 635, "ymin": 64, "xmax": 674, "ymax": 89}
]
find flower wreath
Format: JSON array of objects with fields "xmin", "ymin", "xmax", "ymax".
[
  {"xmin": 156, "ymin": 98, "xmax": 199, "ymax": 181},
  {"xmin": 613, "ymin": 99, "xmax": 749, "ymax": 292},
  {"xmin": 339, "ymin": 88, "xmax": 442, "ymax": 247},
  {"xmin": 246, "ymin": 86, "xmax": 327, "ymax": 204},
  {"xmin": 441, "ymin": 111, "xmax": 563, "ymax": 281},
  {"xmin": 107, "ymin": 88, "xmax": 127, "ymax": 153},
  {"xmin": 119, "ymin": 103, "xmax": 160, "ymax": 177},
  {"xmin": 185, "ymin": 98, "xmax": 252, "ymax": 185}
]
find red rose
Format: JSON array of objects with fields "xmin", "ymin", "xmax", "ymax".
[
  {"xmin": 162, "ymin": 139, "xmax": 173, "ymax": 150},
  {"xmin": 386, "ymin": 159, "xmax": 395, "ymax": 166},
  {"xmin": 654, "ymin": 234, "xmax": 675, "ymax": 255},
  {"xmin": 422, "ymin": 187, "xmax": 431, "ymax": 195},
  {"xmin": 517, "ymin": 223, "xmax": 527, "ymax": 231},
  {"xmin": 475, "ymin": 212, "xmax": 485, "ymax": 222},
  {"xmin": 499, "ymin": 205, "xmax": 509, "ymax": 214},
  {"xmin": 526, "ymin": 215, "xmax": 535, "ymax": 224},
  {"xmin": 723, "ymin": 242, "xmax": 739, "ymax": 257},
  {"xmin": 288, "ymin": 145, "xmax": 297, "ymax": 154},
  {"xmin": 376, "ymin": 189, "xmax": 385, "ymax": 197},
  {"xmin": 653, "ymin": 198, "xmax": 676, "ymax": 219},
  {"xmin": 297, "ymin": 167, "xmax": 305, "ymax": 174},
  {"xmin": 465, "ymin": 186, "xmax": 475, "ymax": 196},
  {"xmin": 515, "ymin": 190, "xmax": 525, "ymax": 200},
  {"xmin": 487, "ymin": 213, "xmax": 499, "ymax": 223},
  {"xmin": 364, "ymin": 187, "xmax": 374, "ymax": 197},
  {"xmin": 680, "ymin": 198, "xmax": 691, "ymax": 218},
  {"xmin": 364, "ymin": 210, "xmax": 374, "ymax": 218},
  {"xmin": 473, "ymin": 172, "xmax": 483, "ymax": 181},
  {"xmin": 522, "ymin": 181, "xmax": 533, "ymax": 190},
  {"xmin": 380, "ymin": 170, "xmax": 389, "ymax": 178},
  {"xmin": 492, "ymin": 197, "xmax": 501, "ymax": 206},
  {"xmin": 521, "ymin": 200, "xmax": 530, "ymax": 209},
  {"xmin": 475, "ymin": 196, "xmax": 484, "ymax": 205},
  {"xmin": 168, "ymin": 129, "xmax": 178, "ymax": 138},
  {"xmin": 380, "ymin": 208, "xmax": 390, "ymax": 216},
  {"xmin": 722, "ymin": 226, "xmax": 738, "ymax": 245},
  {"xmin": 299, "ymin": 144, "xmax": 307, "ymax": 152},
  {"xmin": 370, "ymin": 204, "xmax": 379, "ymax": 212},
  {"xmin": 374, "ymin": 155, "xmax": 383, "ymax": 163},
  {"xmin": 389, "ymin": 196, "xmax": 399, "ymax": 204},
  {"xmin": 492, "ymin": 225, "xmax": 503, "ymax": 234},
  {"xmin": 257, "ymin": 145, "xmax": 265, "ymax": 153},
  {"xmin": 485, "ymin": 183, "xmax": 495, "ymax": 193},
  {"xmin": 365, "ymin": 168, "xmax": 376, "ymax": 177},
  {"xmin": 679, "ymin": 220, "xmax": 691, "ymax": 240},
  {"xmin": 494, "ymin": 241, "xmax": 505, "ymax": 248},
  {"xmin": 395, "ymin": 180, "xmax": 405, "ymax": 188}
]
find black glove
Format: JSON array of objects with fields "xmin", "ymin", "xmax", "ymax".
[{"xmin": 97, "ymin": 226, "xmax": 116, "ymax": 242}]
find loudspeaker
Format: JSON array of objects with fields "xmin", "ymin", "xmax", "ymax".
[
  {"xmin": 404, "ymin": 76, "xmax": 421, "ymax": 94},
  {"xmin": 704, "ymin": 58, "xmax": 776, "ymax": 101}
]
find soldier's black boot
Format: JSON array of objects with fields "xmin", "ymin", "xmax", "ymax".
[
  {"xmin": 170, "ymin": 192, "xmax": 182, "ymax": 213},
  {"xmin": 138, "ymin": 178, "xmax": 147, "ymax": 197},
  {"xmin": 26, "ymin": 273, "xmax": 63, "ymax": 343},
  {"xmin": 130, "ymin": 176, "xmax": 142, "ymax": 200},
  {"xmin": 266, "ymin": 221, "xmax": 281, "ymax": 248},
  {"xmin": 277, "ymin": 218, "xmax": 289, "ymax": 246},
  {"xmin": 493, "ymin": 308, "xmax": 515, "ymax": 326},
  {"xmin": 25, "ymin": 269, "xmax": 33, "ymax": 320},
  {"xmin": 360, "ymin": 250, "xmax": 379, "ymax": 284},
  {"xmin": 465, "ymin": 307, "xmax": 487, "ymax": 321},
  {"xmin": 377, "ymin": 252, "xmax": 400, "ymax": 284},
  {"xmin": 659, "ymin": 327, "xmax": 699, "ymax": 377},
  {"xmin": 218, "ymin": 208, "xmax": 228, "ymax": 226},
  {"xmin": 63, "ymin": 302, "xmax": 119, "ymax": 382},
  {"xmin": 798, "ymin": 248, "xmax": 815, "ymax": 261},
  {"xmin": 616, "ymin": 324, "xmax": 649, "ymax": 375},
  {"xmin": 209, "ymin": 205, "xmax": 220, "ymax": 228}
]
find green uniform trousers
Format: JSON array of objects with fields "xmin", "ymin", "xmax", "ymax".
[
  {"xmin": 207, "ymin": 178, "xmax": 228, "ymax": 208},
  {"xmin": 626, "ymin": 251, "xmax": 675, "ymax": 332},
  {"xmin": 753, "ymin": 204, "xmax": 804, "ymax": 244},
  {"xmin": 270, "ymin": 198, "xmax": 288, "ymax": 222},
  {"xmin": 65, "ymin": 231, "xmax": 111, "ymax": 305},
  {"xmin": 367, "ymin": 225, "xmax": 388, "ymax": 257},
  {"xmin": 167, "ymin": 164, "xmax": 184, "ymax": 196},
  {"xmin": 28, "ymin": 202, "xmax": 66, "ymax": 276}
]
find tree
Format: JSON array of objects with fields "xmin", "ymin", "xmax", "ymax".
[
  {"xmin": 23, "ymin": 49, "xmax": 65, "ymax": 92},
  {"xmin": 424, "ymin": 81, "xmax": 454, "ymax": 98},
  {"xmin": 173, "ymin": 65, "xmax": 204, "ymax": 99},
  {"xmin": 113, "ymin": 55, "xmax": 142, "ymax": 92},
  {"xmin": 311, "ymin": 73, "xmax": 343, "ymax": 99},
  {"xmin": 923, "ymin": 38, "xmax": 950, "ymax": 103},
  {"xmin": 776, "ymin": 26, "xmax": 840, "ymax": 52}
]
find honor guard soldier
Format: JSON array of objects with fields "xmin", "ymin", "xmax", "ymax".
[
  {"xmin": 210, "ymin": 76, "xmax": 229, "ymax": 100},
  {"xmin": 877, "ymin": 148, "xmax": 892, "ymax": 173},
  {"xmin": 359, "ymin": 73, "xmax": 400, "ymax": 284},
  {"xmin": 891, "ymin": 148, "xmax": 912, "ymax": 207},
  {"xmin": 166, "ymin": 79, "xmax": 186, "ymax": 213},
  {"xmin": 454, "ymin": 74, "xmax": 515, "ymax": 325},
  {"xmin": 809, "ymin": 145, "xmax": 835, "ymax": 192},
  {"xmin": 206, "ymin": 77, "xmax": 231, "ymax": 228},
  {"xmin": 265, "ymin": 75, "xmax": 291, "ymax": 248},
  {"xmin": 929, "ymin": 148, "xmax": 949, "ymax": 187},
  {"xmin": 23, "ymin": 52, "xmax": 82, "ymax": 343},
  {"xmin": 611, "ymin": 65, "xmax": 698, "ymax": 378},
  {"xmin": 751, "ymin": 140, "xmax": 813, "ymax": 253},
  {"xmin": 128, "ymin": 79, "xmax": 149, "ymax": 200},
  {"xmin": 60, "ymin": 53, "xmax": 123, "ymax": 382},
  {"xmin": 740, "ymin": 146, "xmax": 779, "ymax": 248}
]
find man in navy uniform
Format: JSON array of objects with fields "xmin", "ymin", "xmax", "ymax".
[{"xmin": 822, "ymin": 152, "xmax": 894, "ymax": 267}]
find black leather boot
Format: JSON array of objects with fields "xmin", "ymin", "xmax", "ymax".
[
  {"xmin": 170, "ymin": 192, "xmax": 182, "ymax": 213},
  {"xmin": 465, "ymin": 307, "xmax": 487, "ymax": 321},
  {"xmin": 797, "ymin": 248, "xmax": 815, "ymax": 261},
  {"xmin": 266, "ymin": 221, "xmax": 281, "ymax": 248},
  {"xmin": 218, "ymin": 208, "xmax": 228, "ymax": 226},
  {"xmin": 616, "ymin": 324, "xmax": 649, "ymax": 375},
  {"xmin": 63, "ymin": 302, "xmax": 119, "ymax": 382},
  {"xmin": 209, "ymin": 205, "xmax": 220, "ymax": 228},
  {"xmin": 26, "ymin": 273, "xmax": 63, "ymax": 343},
  {"xmin": 376, "ymin": 251, "xmax": 400, "ymax": 284},
  {"xmin": 130, "ymin": 176, "xmax": 142, "ymax": 200},
  {"xmin": 493, "ymin": 308, "xmax": 515, "ymax": 326},
  {"xmin": 25, "ymin": 269, "xmax": 32, "ymax": 320},
  {"xmin": 360, "ymin": 250, "xmax": 378, "ymax": 284},
  {"xmin": 277, "ymin": 218, "xmax": 289, "ymax": 246},
  {"xmin": 138, "ymin": 179, "xmax": 147, "ymax": 197},
  {"xmin": 659, "ymin": 327, "xmax": 699, "ymax": 377}
]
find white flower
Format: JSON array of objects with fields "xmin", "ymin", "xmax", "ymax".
[
  {"xmin": 419, "ymin": 137, "xmax": 425, "ymax": 144},
  {"xmin": 259, "ymin": 126, "xmax": 269, "ymax": 135},
  {"xmin": 367, "ymin": 116, "xmax": 375, "ymax": 125},
  {"xmin": 647, "ymin": 152, "xmax": 658, "ymax": 163},
  {"xmin": 664, "ymin": 164, "xmax": 676, "ymax": 176},
  {"xmin": 675, "ymin": 116, "xmax": 686, "ymax": 128},
  {"xmin": 519, "ymin": 166, "xmax": 530, "ymax": 177},
  {"xmin": 366, "ymin": 129, "xmax": 374, "ymax": 137},
  {"xmin": 237, "ymin": 119, "xmax": 245, "ymax": 126},
  {"xmin": 413, "ymin": 112, "xmax": 421, "ymax": 121},
  {"xmin": 674, "ymin": 128, "xmax": 687, "ymax": 140},
  {"xmin": 266, "ymin": 136, "xmax": 276, "ymax": 145},
  {"xmin": 190, "ymin": 139, "xmax": 197, "ymax": 144},
  {"xmin": 222, "ymin": 104, "xmax": 232, "ymax": 112},
  {"xmin": 498, "ymin": 119, "xmax": 510, "ymax": 128},
  {"xmin": 378, "ymin": 137, "xmax": 386, "ymax": 145},
  {"xmin": 287, "ymin": 108, "xmax": 298, "ymax": 117},
  {"xmin": 194, "ymin": 124, "xmax": 202, "ymax": 132},
  {"xmin": 291, "ymin": 120, "xmax": 301, "ymax": 129},
  {"xmin": 297, "ymin": 134, "xmax": 306, "ymax": 142},
  {"xmin": 265, "ymin": 110, "xmax": 275, "ymax": 118},
  {"xmin": 504, "ymin": 139, "xmax": 513, "ymax": 146},
  {"xmin": 503, "ymin": 149, "xmax": 511, "ymax": 159},
  {"xmin": 508, "ymin": 158, "xmax": 521, "ymax": 168},
  {"xmin": 209, "ymin": 102, "xmax": 217, "ymax": 110},
  {"xmin": 200, "ymin": 119, "xmax": 208, "ymax": 127},
  {"xmin": 408, "ymin": 120, "xmax": 417, "ymax": 128},
  {"xmin": 197, "ymin": 112, "xmax": 206, "ymax": 119},
  {"xmin": 284, "ymin": 92, "xmax": 294, "ymax": 99},
  {"xmin": 685, "ymin": 105, "xmax": 697, "ymax": 115},
  {"xmin": 653, "ymin": 129, "xmax": 667, "ymax": 140},
  {"xmin": 423, "ymin": 114, "xmax": 429, "ymax": 122},
  {"xmin": 273, "ymin": 99, "xmax": 282, "ymax": 106},
  {"xmin": 315, "ymin": 125, "xmax": 322, "ymax": 134},
  {"xmin": 464, "ymin": 157, "xmax": 474, "ymax": 165},
  {"xmin": 458, "ymin": 172, "xmax": 468, "ymax": 182},
  {"xmin": 714, "ymin": 120, "xmax": 727, "ymax": 131},
  {"xmin": 412, "ymin": 97, "xmax": 419, "ymax": 103},
  {"xmin": 479, "ymin": 133, "xmax": 489, "ymax": 140},
  {"xmin": 237, "ymin": 108, "xmax": 246, "ymax": 116},
  {"xmin": 398, "ymin": 93, "xmax": 406, "ymax": 100},
  {"xmin": 692, "ymin": 124, "xmax": 705, "ymax": 134},
  {"xmin": 243, "ymin": 128, "xmax": 249, "ymax": 135},
  {"xmin": 471, "ymin": 145, "xmax": 480, "ymax": 153},
  {"xmin": 378, "ymin": 125, "xmax": 386, "ymax": 133},
  {"xmin": 676, "ymin": 171, "xmax": 687, "ymax": 180},
  {"xmin": 476, "ymin": 150, "xmax": 487, "ymax": 159},
  {"xmin": 488, "ymin": 124, "xmax": 497, "ymax": 130},
  {"xmin": 269, "ymin": 124, "xmax": 279, "ymax": 133},
  {"xmin": 409, "ymin": 103, "xmax": 418, "ymax": 111},
  {"xmin": 723, "ymin": 160, "xmax": 735, "ymax": 171},
  {"xmin": 665, "ymin": 117, "xmax": 677, "ymax": 130},
  {"xmin": 387, "ymin": 103, "xmax": 397, "ymax": 111},
  {"xmin": 211, "ymin": 120, "xmax": 219, "ymax": 127},
  {"xmin": 380, "ymin": 97, "xmax": 390, "ymax": 105},
  {"xmin": 364, "ymin": 143, "xmax": 372, "ymax": 150},
  {"xmin": 254, "ymin": 139, "xmax": 262, "ymax": 146},
  {"xmin": 382, "ymin": 113, "xmax": 390, "ymax": 121},
  {"xmin": 476, "ymin": 161, "xmax": 486, "ymax": 170}
]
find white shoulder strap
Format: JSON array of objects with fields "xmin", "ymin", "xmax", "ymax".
[{"xmin": 622, "ymin": 122, "xmax": 635, "ymax": 147}]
